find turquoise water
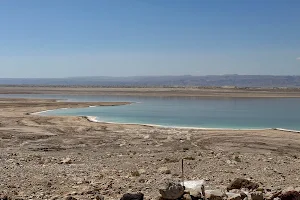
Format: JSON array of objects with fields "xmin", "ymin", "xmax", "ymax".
[{"xmin": 1, "ymin": 94, "xmax": 300, "ymax": 130}]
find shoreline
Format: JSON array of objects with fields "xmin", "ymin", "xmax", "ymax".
[
  {"xmin": 29, "ymin": 108, "xmax": 286, "ymax": 132},
  {"xmin": 85, "ymin": 116, "xmax": 300, "ymax": 133},
  {"xmin": 27, "ymin": 99, "xmax": 300, "ymax": 133},
  {"xmin": 2, "ymin": 96, "xmax": 300, "ymax": 199}
]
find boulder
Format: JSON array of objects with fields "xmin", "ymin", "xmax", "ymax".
[
  {"xmin": 280, "ymin": 191, "xmax": 300, "ymax": 200},
  {"xmin": 159, "ymin": 182, "xmax": 184, "ymax": 200},
  {"xmin": 120, "ymin": 193, "xmax": 144, "ymax": 200},
  {"xmin": 205, "ymin": 190, "xmax": 227, "ymax": 200},
  {"xmin": 250, "ymin": 192, "xmax": 263, "ymax": 200},
  {"xmin": 282, "ymin": 187, "xmax": 296, "ymax": 194},
  {"xmin": 227, "ymin": 178, "xmax": 259, "ymax": 191}
]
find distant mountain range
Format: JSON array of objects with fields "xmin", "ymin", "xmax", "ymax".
[{"xmin": 1, "ymin": 75, "xmax": 300, "ymax": 88}]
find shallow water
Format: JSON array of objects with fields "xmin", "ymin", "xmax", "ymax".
[{"xmin": 2, "ymin": 94, "xmax": 300, "ymax": 130}]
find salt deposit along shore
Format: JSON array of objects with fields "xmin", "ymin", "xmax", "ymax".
[{"xmin": 1, "ymin": 95, "xmax": 300, "ymax": 200}]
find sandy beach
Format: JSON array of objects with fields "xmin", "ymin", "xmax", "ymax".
[{"xmin": 1, "ymin": 87, "xmax": 300, "ymax": 199}]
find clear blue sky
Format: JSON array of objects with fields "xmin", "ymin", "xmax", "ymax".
[{"xmin": 0, "ymin": 0, "xmax": 300, "ymax": 78}]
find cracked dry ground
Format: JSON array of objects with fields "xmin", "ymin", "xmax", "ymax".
[{"xmin": 1, "ymin": 98, "xmax": 300, "ymax": 199}]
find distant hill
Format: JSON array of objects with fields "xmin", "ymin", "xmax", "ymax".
[{"xmin": 1, "ymin": 75, "xmax": 300, "ymax": 88}]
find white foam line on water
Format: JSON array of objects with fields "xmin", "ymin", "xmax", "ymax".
[
  {"xmin": 30, "ymin": 104, "xmax": 99, "ymax": 115},
  {"xmin": 31, "ymin": 107, "xmax": 71, "ymax": 115},
  {"xmin": 31, "ymin": 109, "xmax": 54, "ymax": 115},
  {"xmin": 86, "ymin": 116, "xmax": 162, "ymax": 127},
  {"xmin": 85, "ymin": 116, "xmax": 283, "ymax": 131},
  {"xmin": 274, "ymin": 128, "xmax": 300, "ymax": 133}
]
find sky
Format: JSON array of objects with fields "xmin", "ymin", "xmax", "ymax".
[{"xmin": 0, "ymin": 0, "xmax": 300, "ymax": 78}]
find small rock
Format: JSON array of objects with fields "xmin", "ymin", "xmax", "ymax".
[
  {"xmin": 95, "ymin": 195, "xmax": 104, "ymax": 200},
  {"xmin": 144, "ymin": 135, "xmax": 150, "ymax": 139},
  {"xmin": 227, "ymin": 178, "xmax": 259, "ymax": 191},
  {"xmin": 256, "ymin": 188, "xmax": 264, "ymax": 192},
  {"xmin": 64, "ymin": 197, "xmax": 77, "ymax": 200},
  {"xmin": 182, "ymin": 194, "xmax": 192, "ymax": 200},
  {"xmin": 241, "ymin": 188, "xmax": 250, "ymax": 195},
  {"xmin": 158, "ymin": 167, "xmax": 171, "ymax": 174},
  {"xmin": 159, "ymin": 181, "xmax": 184, "ymax": 200},
  {"xmin": 264, "ymin": 191, "xmax": 282, "ymax": 200},
  {"xmin": 205, "ymin": 190, "xmax": 227, "ymax": 200},
  {"xmin": 240, "ymin": 191, "xmax": 248, "ymax": 200},
  {"xmin": 139, "ymin": 178, "xmax": 146, "ymax": 183},
  {"xmin": 0, "ymin": 195, "xmax": 9, "ymax": 200},
  {"xmin": 229, "ymin": 189, "xmax": 241, "ymax": 194},
  {"xmin": 138, "ymin": 169, "xmax": 146, "ymax": 174},
  {"xmin": 120, "ymin": 193, "xmax": 144, "ymax": 200},
  {"xmin": 251, "ymin": 192, "xmax": 263, "ymax": 200},
  {"xmin": 61, "ymin": 158, "xmax": 72, "ymax": 164},
  {"xmin": 190, "ymin": 188, "xmax": 205, "ymax": 199},
  {"xmin": 227, "ymin": 193, "xmax": 241, "ymax": 200}
]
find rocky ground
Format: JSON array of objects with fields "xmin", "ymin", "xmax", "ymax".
[{"xmin": 1, "ymin": 98, "xmax": 300, "ymax": 200}]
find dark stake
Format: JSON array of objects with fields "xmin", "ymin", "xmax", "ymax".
[{"xmin": 181, "ymin": 159, "xmax": 184, "ymax": 187}]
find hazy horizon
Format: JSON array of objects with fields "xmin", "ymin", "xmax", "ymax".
[
  {"xmin": 1, "ymin": 0, "xmax": 300, "ymax": 78},
  {"xmin": 2, "ymin": 74, "xmax": 300, "ymax": 79}
]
